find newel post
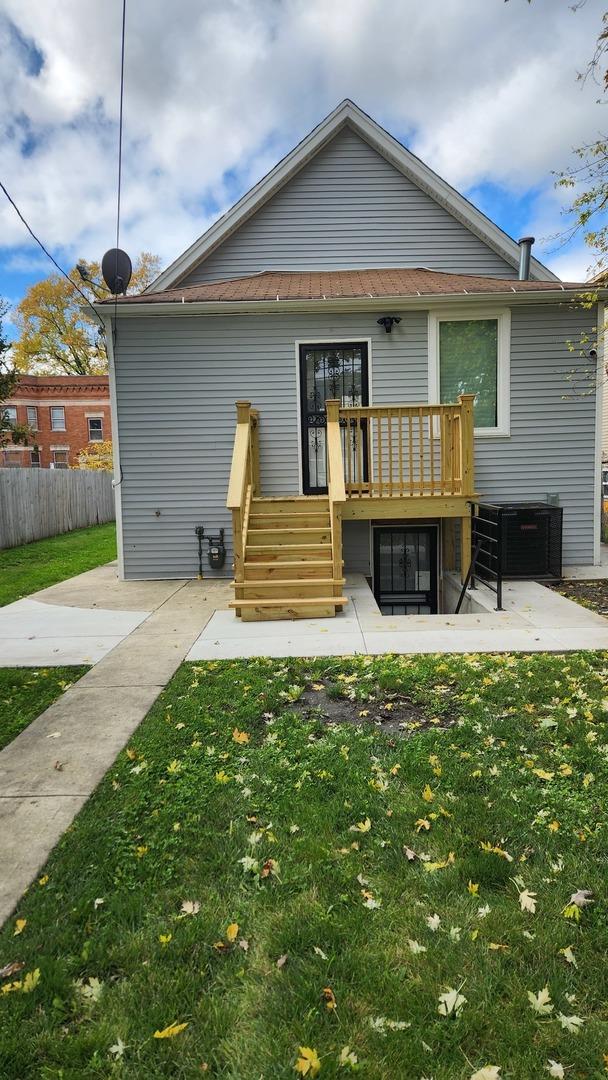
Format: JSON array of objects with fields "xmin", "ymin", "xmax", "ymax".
[
  {"xmin": 458, "ymin": 393, "xmax": 475, "ymax": 582},
  {"xmin": 235, "ymin": 400, "xmax": 252, "ymax": 425},
  {"xmin": 458, "ymin": 394, "xmax": 475, "ymax": 498},
  {"xmin": 249, "ymin": 409, "xmax": 260, "ymax": 496},
  {"xmin": 325, "ymin": 400, "xmax": 345, "ymax": 596},
  {"xmin": 325, "ymin": 398, "xmax": 340, "ymax": 424}
]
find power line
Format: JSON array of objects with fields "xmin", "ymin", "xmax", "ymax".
[
  {"xmin": 111, "ymin": 0, "xmax": 127, "ymax": 355},
  {"xmin": 116, "ymin": 0, "xmax": 126, "ymax": 257},
  {"xmin": 111, "ymin": 0, "xmax": 127, "ymax": 489},
  {"xmin": 0, "ymin": 179, "xmax": 106, "ymax": 330}
]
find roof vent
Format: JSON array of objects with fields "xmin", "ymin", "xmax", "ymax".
[{"xmin": 517, "ymin": 237, "xmax": 535, "ymax": 281}]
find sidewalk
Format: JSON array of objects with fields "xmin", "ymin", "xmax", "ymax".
[{"xmin": 0, "ymin": 572, "xmax": 230, "ymax": 925}]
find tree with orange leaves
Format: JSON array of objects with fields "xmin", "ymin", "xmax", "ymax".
[{"xmin": 12, "ymin": 252, "xmax": 160, "ymax": 375}]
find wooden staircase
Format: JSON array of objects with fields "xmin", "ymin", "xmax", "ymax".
[
  {"xmin": 230, "ymin": 495, "xmax": 348, "ymax": 621},
  {"xmin": 227, "ymin": 399, "xmax": 349, "ymax": 621},
  {"xmin": 227, "ymin": 396, "xmax": 477, "ymax": 620}
]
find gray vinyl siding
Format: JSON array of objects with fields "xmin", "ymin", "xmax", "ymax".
[
  {"xmin": 114, "ymin": 303, "xmax": 598, "ymax": 579},
  {"xmin": 114, "ymin": 311, "xmax": 428, "ymax": 579},
  {"xmin": 343, "ymin": 303, "xmax": 598, "ymax": 576},
  {"xmin": 476, "ymin": 304, "xmax": 596, "ymax": 564},
  {"xmin": 180, "ymin": 127, "xmax": 517, "ymax": 285}
]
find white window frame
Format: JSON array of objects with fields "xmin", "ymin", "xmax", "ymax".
[
  {"xmin": 87, "ymin": 416, "xmax": 103, "ymax": 441},
  {"xmin": 428, "ymin": 306, "xmax": 511, "ymax": 438},
  {"xmin": 50, "ymin": 406, "xmax": 66, "ymax": 431},
  {"xmin": 51, "ymin": 449, "xmax": 69, "ymax": 469},
  {"xmin": 26, "ymin": 406, "xmax": 38, "ymax": 430},
  {"xmin": 4, "ymin": 405, "xmax": 17, "ymax": 424}
]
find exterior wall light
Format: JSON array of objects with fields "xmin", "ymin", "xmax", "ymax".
[{"xmin": 377, "ymin": 316, "xmax": 401, "ymax": 333}]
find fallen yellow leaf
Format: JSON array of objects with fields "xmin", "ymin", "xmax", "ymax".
[
  {"xmin": 153, "ymin": 1021, "xmax": 189, "ymax": 1039},
  {"xmin": 226, "ymin": 922, "xmax": 239, "ymax": 943},
  {"xmin": 232, "ymin": 728, "xmax": 250, "ymax": 744},
  {"xmin": 349, "ymin": 817, "xmax": 371, "ymax": 833},
  {"xmin": 21, "ymin": 968, "xmax": 41, "ymax": 993},
  {"xmin": 13, "ymin": 919, "xmax": 26, "ymax": 936},
  {"xmin": 295, "ymin": 1046, "xmax": 321, "ymax": 1075}
]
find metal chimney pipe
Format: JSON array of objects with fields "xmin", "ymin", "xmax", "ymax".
[{"xmin": 517, "ymin": 236, "xmax": 535, "ymax": 280}]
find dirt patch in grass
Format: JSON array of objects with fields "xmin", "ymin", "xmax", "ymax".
[
  {"xmin": 293, "ymin": 680, "xmax": 456, "ymax": 736},
  {"xmin": 547, "ymin": 578, "xmax": 608, "ymax": 618}
]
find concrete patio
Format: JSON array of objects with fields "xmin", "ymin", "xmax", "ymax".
[
  {"xmin": 187, "ymin": 572, "xmax": 608, "ymax": 658},
  {"xmin": 2, "ymin": 559, "xmax": 608, "ymax": 669}
]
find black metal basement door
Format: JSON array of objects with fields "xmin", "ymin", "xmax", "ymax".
[{"xmin": 373, "ymin": 526, "xmax": 438, "ymax": 615}]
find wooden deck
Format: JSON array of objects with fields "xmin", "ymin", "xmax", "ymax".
[{"xmin": 227, "ymin": 395, "xmax": 475, "ymax": 620}]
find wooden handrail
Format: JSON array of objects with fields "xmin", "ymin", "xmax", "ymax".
[
  {"xmin": 227, "ymin": 401, "xmax": 260, "ymax": 591},
  {"xmin": 339, "ymin": 397, "xmax": 475, "ymax": 498},
  {"xmin": 326, "ymin": 399, "xmax": 346, "ymax": 504}
]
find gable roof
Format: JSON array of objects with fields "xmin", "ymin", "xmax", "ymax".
[
  {"xmin": 115, "ymin": 267, "xmax": 584, "ymax": 307},
  {"xmin": 149, "ymin": 100, "xmax": 558, "ymax": 292}
]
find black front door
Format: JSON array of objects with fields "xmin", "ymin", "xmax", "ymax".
[
  {"xmin": 299, "ymin": 342, "xmax": 369, "ymax": 494},
  {"xmin": 373, "ymin": 527, "xmax": 438, "ymax": 615}
]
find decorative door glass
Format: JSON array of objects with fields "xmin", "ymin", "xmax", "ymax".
[
  {"xmin": 374, "ymin": 527, "xmax": 437, "ymax": 615},
  {"xmin": 300, "ymin": 343, "xmax": 368, "ymax": 494}
]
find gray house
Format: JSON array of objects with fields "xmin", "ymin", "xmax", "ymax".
[{"xmin": 99, "ymin": 100, "xmax": 604, "ymax": 621}]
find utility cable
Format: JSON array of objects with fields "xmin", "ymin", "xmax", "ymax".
[{"xmin": 0, "ymin": 180, "xmax": 106, "ymax": 331}]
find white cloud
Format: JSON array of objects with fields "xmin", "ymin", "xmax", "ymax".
[{"xmin": 0, "ymin": 0, "xmax": 603, "ymax": 276}]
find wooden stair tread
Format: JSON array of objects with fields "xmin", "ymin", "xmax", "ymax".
[
  {"xmin": 246, "ymin": 543, "xmax": 331, "ymax": 551},
  {"xmin": 244, "ymin": 560, "xmax": 336, "ymax": 567},
  {"xmin": 248, "ymin": 528, "xmax": 330, "ymax": 536},
  {"xmin": 252, "ymin": 495, "xmax": 329, "ymax": 503},
  {"xmin": 233, "ymin": 489, "xmax": 343, "ymax": 621},
  {"xmin": 234, "ymin": 578, "xmax": 345, "ymax": 588},
  {"xmin": 230, "ymin": 596, "xmax": 348, "ymax": 609}
]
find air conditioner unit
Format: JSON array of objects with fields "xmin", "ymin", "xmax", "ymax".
[{"xmin": 474, "ymin": 502, "xmax": 563, "ymax": 580}]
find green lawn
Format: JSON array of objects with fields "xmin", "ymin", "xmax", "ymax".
[
  {"xmin": 0, "ymin": 667, "xmax": 89, "ymax": 751},
  {"xmin": 0, "ymin": 522, "xmax": 116, "ymax": 607},
  {"xmin": 1, "ymin": 653, "xmax": 608, "ymax": 1079}
]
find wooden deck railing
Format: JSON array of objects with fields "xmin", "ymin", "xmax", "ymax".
[
  {"xmin": 335, "ymin": 393, "xmax": 475, "ymax": 499},
  {"xmin": 326, "ymin": 400, "xmax": 347, "ymax": 591},
  {"xmin": 226, "ymin": 400, "xmax": 260, "ymax": 586}
]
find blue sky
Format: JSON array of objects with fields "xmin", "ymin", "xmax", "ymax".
[{"xmin": 0, "ymin": 0, "xmax": 604, "ymax": 337}]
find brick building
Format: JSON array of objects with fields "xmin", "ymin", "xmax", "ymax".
[{"xmin": 1, "ymin": 375, "xmax": 111, "ymax": 468}]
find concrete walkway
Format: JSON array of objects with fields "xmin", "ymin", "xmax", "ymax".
[
  {"xmin": 187, "ymin": 573, "xmax": 608, "ymax": 658},
  {"xmin": 0, "ymin": 564, "xmax": 190, "ymax": 666},
  {"xmin": 563, "ymin": 543, "xmax": 608, "ymax": 581},
  {"xmin": 0, "ymin": 570, "xmax": 230, "ymax": 925}
]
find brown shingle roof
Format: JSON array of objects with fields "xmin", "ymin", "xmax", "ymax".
[{"xmin": 108, "ymin": 267, "xmax": 592, "ymax": 306}]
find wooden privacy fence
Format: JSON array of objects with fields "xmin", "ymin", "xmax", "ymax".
[{"xmin": 0, "ymin": 468, "xmax": 115, "ymax": 549}]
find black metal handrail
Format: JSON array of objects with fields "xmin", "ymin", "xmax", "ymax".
[{"xmin": 455, "ymin": 502, "xmax": 504, "ymax": 613}]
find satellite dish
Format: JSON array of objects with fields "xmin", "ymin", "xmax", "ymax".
[{"xmin": 101, "ymin": 248, "xmax": 132, "ymax": 295}]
